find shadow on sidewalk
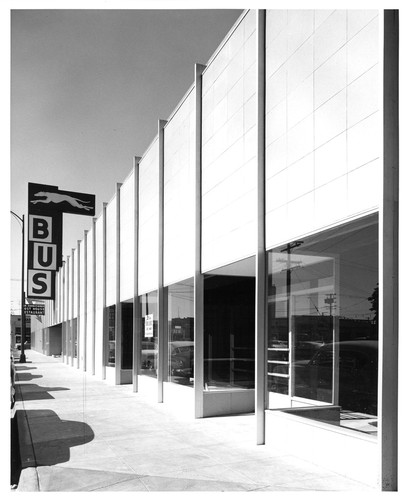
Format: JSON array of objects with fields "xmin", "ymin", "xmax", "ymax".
[
  {"xmin": 15, "ymin": 373, "xmax": 43, "ymax": 382},
  {"xmin": 15, "ymin": 383, "xmax": 70, "ymax": 401},
  {"xmin": 20, "ymin": 409, "xmax": 95, "ymax": 467}
]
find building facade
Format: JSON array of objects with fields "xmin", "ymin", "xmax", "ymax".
[
  {"xmin": 30, "ymin": 10, "xmax": 399, "ymax": 490},
  {"xmin": 10, "ymin": 314, "xmax": 31, "ymax": 349}
]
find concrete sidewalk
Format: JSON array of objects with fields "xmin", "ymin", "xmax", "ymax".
[{"xmin": 13, "ymin": 350, "xmax": 375, "ymax": 492}]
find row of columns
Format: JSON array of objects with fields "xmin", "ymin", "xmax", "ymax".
[{"xmin": 54, "ymin": 10, "xmax": 398, "ymax": 489}]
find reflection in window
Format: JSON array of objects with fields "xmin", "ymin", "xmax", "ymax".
[
  {"xmin": 204, "ymin": 257, "xmax": 255, "ymax": 391},
  {"xmin": 168, "ymin": 278, "xmax": 194, "ymax": 386},
  {"xmin": 140, "ymin": 291, "xmax": 158, "ymax": 378},
  {"xmin": 73, "ymin": 318, "xmax": 78, "ymax": 359},
  {"xmin": 267, "ymin": 215, "xmax": 378, "ymax": 435},
  {"xmin": 107, "ymin": 305, "xmax": 115, "ymax": 366},
  {"xmin": 121, "ymin": 303, "xmax": 133, "ymax": 370}
]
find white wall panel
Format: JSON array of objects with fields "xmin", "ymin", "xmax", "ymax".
[
  {"xmin": 86, "ymin": 227, "xmax": 94, "ymax": 372},
  {"xmin": 120, "ymin": 171, "xmax": 135, "ymax": 301},
  {"xmin": 348, "ymin": 112, "xmax": 380, "ymax": 171},
  {"xmin": 265, "ymin": 10, "xmax": 380, "ymax": 250},
  {"xmin": 201, "ymin": 10, "xmax": 257, "ymax": 273},
  {"xmin": 73, "ymin": 248, "xmax": 78, "ymax": 319},
  {"xmin": 64, "ymin": 260, "xmax": 69, "ymax": 322},
  {"xmin": 163, "ymin": 90, "xmax": 195, "ymax": 286},
  {"xmin": 79, "ymin": 239, "xmax": 86, "ymax": 369},
  {"xmin": 105, "ymin": 197, "xmax": 117, "ymax": 307},
  {"xmin": 347, "ymin": 159, "xmax": 380, "ymax": 214},
  {"xmin": 314, "ymin": 10, "xmax": 347, "ymax": 69},
  {"xmin": 55, "ymin": 270, "xmax": 61, "ymax": 324},
  {"xmin": 138, "ymin": 140, "xmax": 159, "ymax": 294},
  {"xmin": 94, "ymin": 216, "xmax": 104, "ymax": 378},
  {"xmin": 314, "ymin": 132, "xmax": 347, "ymax": 188},
  {"xmin": 347, "ymin": 15, "xmax": 379, "ymax": 83}
]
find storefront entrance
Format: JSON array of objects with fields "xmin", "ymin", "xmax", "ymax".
[{"xmin": 204, "ymin": 257, "xmax": 256, "ymax": 392}]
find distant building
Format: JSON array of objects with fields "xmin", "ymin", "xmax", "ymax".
[{"xmin": 10, "ymin": 314, "xmax": 31, "ymax": 348}]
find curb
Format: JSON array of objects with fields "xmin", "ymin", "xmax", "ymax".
[
  {"xmin": 14, "ymin": 382, "xmax": 40, "ymax": 491},
  {"xmin": 17, "ymin": 467, "xmax": 40, "ymax": 492}
]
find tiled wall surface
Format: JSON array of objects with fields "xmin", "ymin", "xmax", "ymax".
[
  {"xmin": 73, "ymin": 247, "xmax": 78, "ymax": 318},
  {"xmin": 265, "ymin": 10, "xmax": 379, "ymax": 249},
  {"xmin": 105, "ymin": 196, "xmax": 117, "ymax": 307},
  {"xmin": 94, "ymin": 215, "xmax": 104, "ymax": 378},
  {"xmin": 138, "ymin": 140, "xmax": 159, "ymax": 295},
  {"xmin": 120, "ymin": 171, "xmax": 135, "ymax": 302},
  {"xmin": 85, "ymin": 227, "xmax": 94, "ymax": 367},
  {"xmin": 201, "ymin": 10, "xmax": 257, "ymax": 272},
  {"xmin": 79, "ymin": 238, "xmax": 86, "ymax": 369},
  {"xmin": 164, "ymin": 90, "xmax": 195, "ymax": 286},
  {"xmin": 64, "ymin": 259, "xmax": 69, "ymax": 322}
]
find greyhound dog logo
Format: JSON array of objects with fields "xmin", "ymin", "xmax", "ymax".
[{"xmin": 31, "ymin": 191, "xmax": 93, "ymax": 211}]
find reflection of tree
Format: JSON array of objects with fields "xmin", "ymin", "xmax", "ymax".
[{"xmin": 368, "ymin": 285, "xmax": 378, "ymax": 324}]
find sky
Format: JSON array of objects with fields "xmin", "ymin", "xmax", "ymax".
[{"xmin": 8, "ymin": 5, "xmax": 243, "ymax": 314}]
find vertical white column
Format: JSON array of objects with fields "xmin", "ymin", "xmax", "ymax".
[
  {"xmin": 102, "ymin": 202, "xmax": 107, "ymax": 380},
  {"xmin": 158, "ymin": 119, "xmax": 167, "ymax": 403},
  {"xmin": 83, "ymin": 230, "xmax": 88, "ymax": 372},
  {"xmin": 133, "ymin": 157, "xmax": 142, "ymax": 392},
  {"xmin": 92, "ymin": 218, "xmax": 97, "ymax": 376},
  {"xmin": 194, "ymin": 63, "xmax": 206, "ymax": 418},
  {"xmin": 71, "ymin": 249, "xmax": 75, "ymax": 367},
  {"xmin": 115, "ymin": 183, "xmax": 123, "ymax": 385},
  {"xmin": 62, "ymin": 263, "xmax": 66, "ymax": 360},
  {"xmin": 66, "ymin": 256, "xmax": 70, "ymax": 364},
  {"xmin": 76, "ymin": 240, "xmax": 81, "ymax": 369},
  {"xmin": 379, "ymin": 9, "xmax": 399, "ymax": 491},
  {"xmin": 255, "ymin": 9, "xmax": 267, "ymax": 445}
]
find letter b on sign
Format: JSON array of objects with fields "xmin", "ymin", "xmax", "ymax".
[{"xmin": 29, "ymin": 215, "xmax": 53, "ymax": 242}]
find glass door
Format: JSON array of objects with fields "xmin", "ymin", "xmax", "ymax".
[{"xmin": 268, "ymin": 247, "xmax": 338, "ymax": 409}]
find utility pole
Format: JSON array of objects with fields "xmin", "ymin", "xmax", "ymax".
[{"xmin": 11, "ymin": 211, "xmax": 26, "ymax": 363}]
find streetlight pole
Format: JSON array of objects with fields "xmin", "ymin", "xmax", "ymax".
[{"xmin": 11, "ymin": 211, "xmax": 26, "ymax": 363}]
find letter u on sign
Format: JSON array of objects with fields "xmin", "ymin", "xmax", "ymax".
[{"xmin": 33, "ymin": 243, "xmax": 57, "ymax": 270}]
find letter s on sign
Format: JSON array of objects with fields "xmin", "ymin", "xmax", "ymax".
[
  {"xmin": 32, "ymin": 273, "xmax": 48, "ymax": 294},
  {"xmin": 27, "ymin": 269, "xmax": 53, "ymax": 298}
]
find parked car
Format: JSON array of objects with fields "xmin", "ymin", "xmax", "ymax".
[
  {"xmin": 271, "ymin": 340, "xmax": 378, "ymax": 415},
  {"xmin": 169, "ymin": 341, "xmax": 194, "ymax": 377},
  {"xmin": 10, "ymin": 352, "xmax": 16, "ymax": 411},
  {"xmin": 295, "ymin": 340, "xmax": 378, "ymax": 414}
]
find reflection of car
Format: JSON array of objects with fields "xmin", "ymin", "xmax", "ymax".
[
  {"xmin": 294, "ymin": 340, "xmax": 324, "ymax": 361},
  {"xmin": 141, "ymin": 341, "xmax": 158, "ymax": 369},
  {"xmin": 169, "ymin": 342, "xmax": 194, "ymax": 377},
  {"xmin": 10, "ymin": 352, "xmax": 16, "ymax": 411},
  {"xmin": 295, "ymin": 340, "xmax": 378, "ymax": 414}
]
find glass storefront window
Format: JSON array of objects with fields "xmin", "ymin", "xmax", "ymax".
[
  {"xmin": 73, "ymin": 318, "xmax": 78, "ymax": 359},
  {"xmin": 121, "ymin": 302, "xmax": 133, "ymax": 370},
  {"xmin": 168, "ymin": 278, "xmax": 194, "ymax": 386},
  {"xmin": 107, "ymin": 305, "xmax": 115, "ymax": 366},
  {"xmin": 204, "ymin": 257, "xmax": 255, "ymax": 391},
  {"xmin": 267, "ymin": 215, "xmax": 378, "ymax": 435},
  {"xmin": 140, "ymin": 291, "xmax": 158, "ymax": 377}
]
